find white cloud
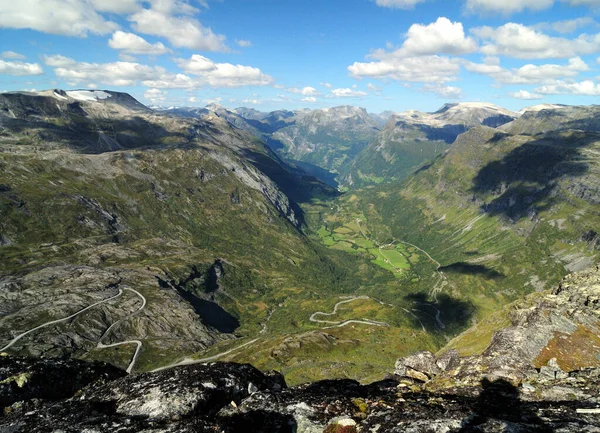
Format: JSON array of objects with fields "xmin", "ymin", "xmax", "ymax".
[
  {"xmin": 367, "ymin": 83, "xmax": 382, "ymax": 92},
  {"xmin": 301, "ymin": 96, "xmax": 318, "ymax": 103},
  {"xmin": 375, "ymin": 0, "xmax": 425, "ymax": 8},
  {"xmin": 0, "ymin": 60, "xmax": 43, "ymax": 76},
  {"xmin": 534, "ymin": 17, "xmax": 596, "ymax": 34},
  {"xmin": 466, "ymin": 0, "xmax": 600, "ymax": 15},
  {"xmin": 466, "ymin": 0, "xmax": 553, "ymax": 15},
  {"xmin": 474, "ymin": 23, "xmax": 600, "ymax": 59},
  {"xmin": 172, "ymin": 54, "xmax": 274, "ymax": 88},
  {"xmin": 109, "ymin": 31, "xmax": 170, "ymax": 55},
  {"xmin": 91, "ymin": 0, "xmax": 140, "ymax": 14},
  {"xmin": 141, "ymin": 73, "xmax": 196, "ymax": 89},
  {"xmin": 509, "ymin": 90, "xmax": 543, "ymax": 99},
  {"xmin": 147, "ymin": 0, "xmax": 204, "ymax": 15},
  {"xmin": 176, "ymin": 55, "xmax": 216, "ymax": 73},
  {"xmin": 130, "ymin": 7, "xmax": 228, "ymax": 52},
  {"xmin": 189, "ymin": 96, "xmax": 197, "ymax": 103},
  {"xmin": 330, "ymin": 88, "xmax": 368, "ymax": 97},
  {"xmin": 286, "ymin": 86, "xmax": 320, "ymax": 96},
  {"xmin": 0, "ymin": 51, "xmax": 25, "ymax": 59},
  {"xmin": 421, "ymin": 83, "xmax": 462, "ymax": 99},
  {"xmin": 144, "ymin": 88, "xmax": 168, "ymax": 104},
  {"xmin": 119, "ymin": 53, "xmax": 138, "ymax": 61},
  {"xmin": 235, "ymin": 39, "xmax": 252, "ymax": 47},
  {"xmin": 513, "ymin": 57, "xmax": 589, "ymax": 81},
  {"xmin": 0, "ymin": 0, "xmax": 118, "ymax": 37},
  {"xmin": 320, "ymin": 82, "xmax": 332, "ymax": 88},
  {"xmin": 44, "ymin": 54, "xmax": 164, "ymax": 86},
  {"xmin": 564, "ymin": 0, "xmax": 600, "ymax": 5},
  {"xmin": 203, "ymin": 96, "xmax": 222, "ymax": 104},
  {"xmin": 464, "ymin": 57, "xmax": 589, "ymax": 85},
  {"xmin": 348, "ymin": 17, "xmax": 472, "ymax": 86},
  {"xmin": 349, "ymin": 55, "xmax": 460, "ymax": 83},
  {"xmin": 535, "ymin": 80, "xmax": 600, "ymax": 95},
  {"xmin": 44, "ymin": 55, "xmax": 77, "ymax": 68},
  {"xmin": 398, "ymin": 17, "xmax": 477, "ymax": 56}
]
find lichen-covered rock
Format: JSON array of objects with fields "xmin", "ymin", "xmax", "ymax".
[
  {"xmin": 435, "ymin": 349, "xmax": 460, "ymax": 372},
  {"xmin": 538, "ymin": 358, "xmax": 569, "ymax": 381},
  {"xmin": 323, "ymin": 416, "xmax": 358, "ymax": 433},
  {"xmin": 427, "ymin": 266, "xmax": 600, "ymax": 391},
  {"xmin": 87, "ymin": 362, "xmax": 285, "ymax": 421},
  {"xmin": 1, "ymin": 361, "xmax": 288, "ymax": 432},
  {"xmin": 395, "ymin": 350, "xmax": 441, "ymax": 381}
]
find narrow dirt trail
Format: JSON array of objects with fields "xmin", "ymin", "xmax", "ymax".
[{"xmin": 309, "ymin": 296, "xmax": 390, "ymax": 328}]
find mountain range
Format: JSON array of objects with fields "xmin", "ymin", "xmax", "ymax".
[
  {"xmin": 162, "ymin": 101, "xmax": 523, "ymax": 189},
  {"xmin": 1, "ymin": 89, "xmax": 600, "ymax": 392}
]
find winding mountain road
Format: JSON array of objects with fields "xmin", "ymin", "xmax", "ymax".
[
  {"xmin": 0, "ymin": 288, "xmax": 125, "ymax": 353},
  {"xmin": 151, "ymin": 338, "xmax": 260, "ymax": 372},
  {"xmin": 309, "ymin": 296, "xmax": 390, "ymax": 328},
  {"xmin": 96, "ymin": 287, "xmax": 147, "ymax": 374},
  {"xmin": 1, "ymin": 285, "xmax": 148, "ymax": 374}
]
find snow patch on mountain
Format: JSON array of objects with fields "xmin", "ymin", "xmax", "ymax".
[
  {"xmin": 519, "ymin": 104, "xmax": 566, "ymax": 114},
  {"xmin": 392, "ymin": 102, "xmax": 519, "ymax": 128},
  {"xmin": 66, "ymin": 90, "xmax": 112, "ymax": 102}
]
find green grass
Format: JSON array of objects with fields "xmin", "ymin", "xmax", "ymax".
[
  {"xmin": 315, "ymin": 210, "xmax": 417, "ymax": 279},
  {"xmin": 380, "ymin": 249, "xmax": 411, "ymax": 270}
]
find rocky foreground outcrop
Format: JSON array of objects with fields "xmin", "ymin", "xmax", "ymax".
[{"xmin": 1, "ymin": 354, "xmax": 599, "ymax": 432}]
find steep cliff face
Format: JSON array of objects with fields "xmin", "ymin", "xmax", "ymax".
[{"xmin": 269, "ymin": 106, "xmax": 381, "ymax": 172}]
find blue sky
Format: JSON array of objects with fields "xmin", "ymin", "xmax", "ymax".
[{"xmin": 0, "ymin": 0, "xmax": 599, "ymax": 113}]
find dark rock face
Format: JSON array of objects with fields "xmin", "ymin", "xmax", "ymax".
[
  {"xmin": 582, "ymin": 230, "xmax": 600, "ymax": 249},
  {"xmin": 1, "ymin": 357, "xmax": 599, "ymax": 432},
  {"xmin": 0, "ymin": 233, "xmax": 11, "ymax": 246},
  {"xmin": 0, "ymin": 356, "xmax": 125, "ymax": 411},
  {"xmin": 1, "ymin": 360, "xmax": 286, "ymax": 432}
]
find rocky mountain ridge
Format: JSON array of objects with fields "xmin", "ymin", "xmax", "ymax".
[
  {"xmin": 341, "ymin": 102, "xmax": 520, "ymax": 187},
  {"xmin": 269, "ymin": 105, "xmax": 382, "ymax": 173},
  {"xmin": 501, "ymin": 104, "xmax": 600, "ymax": 136},
  {"xmin": 162, "ymin": 104, "xmax": 387, "ymax": 181},
  {"xmin": 163, "ymin": 101, "xmax": 523, "ymax": 188}
]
